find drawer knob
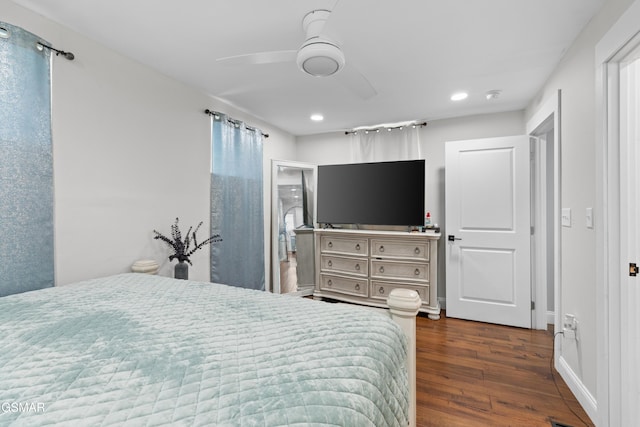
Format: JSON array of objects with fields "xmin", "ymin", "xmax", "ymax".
[
  {"xmin": 328, "ymin": 241, "xmax": 333, "ymax": 248},
  {"xmin": 379, "ymin": 287, "xmax": 385, "ymax": 295},
  {"xmin": 327, "ymin": 279, "xmax": 332, "ymax": 286},
  {"xmin": 355, "ymin": 283, "xmax": 360, "ymax": 291},
  {"xmin": 355, "ymin": 243, "xmax": 361, "ymax": 251},
  {"xmin": 379, "ymin": 245, "xmax": 385, "ymax": 252},
  {"xmin": 414, "ymin": 247, "xmax": 421, "ymax": 254},
  {"xmin": 415, "ymin": 268, "xmax": 420, "ymax": 276},
  {"xmin": 379, "ymin": 266, "xmax": 385, "ymax": 273},
  {"xmin": 355, "ymin": 264, "xmax": 360, "ymax": 271},
  {"xmin": 328, "ymin": 260, "xmax": 332, "ymax": 267}
]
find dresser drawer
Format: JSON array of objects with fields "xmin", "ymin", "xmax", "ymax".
[
  {"xmin": 320, "ymin": 255, "xmax": 368, "ymax": 276},
  {"xmin": 320, "ymin": 236, "xmax": 368, "ymax": 256},
  {"xmin": 370, "ymin": 280, "xmax": 429, "ymax": 305},
  {"xmin": 370, "ymin": 260, "xmax": 429, "ymax": 281},
  {"xmin": 371, "ymin": 239, "xmax": 429, "ymax": 261},
  {"xmin": 319, "ymin": 274, "xmax": 368, "ymax": 297}
]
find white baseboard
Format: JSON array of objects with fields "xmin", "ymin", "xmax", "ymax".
[{"xmin": 556, "ymin": 355, "xmax": 597, "ymax": 424}]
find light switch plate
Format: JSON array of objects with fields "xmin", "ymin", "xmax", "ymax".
[
  {"xmin": 562, "ymin": 208, "xmax": 571, "ymax": 227},
  {"xmin": 586, "ymin": 207, "xmax": 594, "ymax": 228}
]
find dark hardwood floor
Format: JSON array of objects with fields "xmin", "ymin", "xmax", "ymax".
[{"xmin": 416, "ymin": 313, "xmax": 594, "ymax": 427}]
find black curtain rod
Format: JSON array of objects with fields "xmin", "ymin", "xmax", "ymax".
[
  {"xmin": 204, "ymin": 109, "xmax": 269, "ymax": 138},
  {"xmin": 345, "ymin": 121, "xmax": 427, "ymax": 135}
]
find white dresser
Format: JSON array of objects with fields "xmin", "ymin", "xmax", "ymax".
[{"xmin": 314, "ymin": 229, "xmax": 441, "ymax": 319}]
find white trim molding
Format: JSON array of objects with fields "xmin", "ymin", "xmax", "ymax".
[{"xmin": 595, "ymin": 1, "xmax": 640, "ymax": 426}]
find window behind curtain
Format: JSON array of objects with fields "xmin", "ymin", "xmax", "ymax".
[{"xmin": 0, "ymin": 22, "xmax": 54, "ymax": 296}]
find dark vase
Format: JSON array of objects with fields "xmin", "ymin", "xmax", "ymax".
[{"xmin": 174, "ymin": 261, "xmax": 188, "ymax": 280}]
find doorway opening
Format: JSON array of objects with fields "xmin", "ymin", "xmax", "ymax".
[
  {"xmin": 270, "ymin": 160, "xmax": 317, "ymax": 295},
  {"xmin": 526, "ymin": 91, "xmax": 561, "ymax": 332}
]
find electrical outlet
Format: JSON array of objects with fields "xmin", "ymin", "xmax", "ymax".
[
  {"xmin": 563, "ymin": 314, "xmax": 577, "ymax": 330},
  {"xmin": 563, "ymin": 314, "xmax": 578, "ymax": 340}
]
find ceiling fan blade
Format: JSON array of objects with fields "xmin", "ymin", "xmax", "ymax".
[
  {"xmin": 334, "ymin": 63, "xmax": 377, "ymax": 100},
  {"xmin": 319, "ymin": 0, "xmax": 344, "ymax": 43},
  {"xmin": 217, "ymin": 50, "xmax": 297, "ymax": 66}
]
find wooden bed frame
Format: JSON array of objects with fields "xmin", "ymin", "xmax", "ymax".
[{"xmin": 386, "ymin": 288, "xmax": 421, "ymax": 427}]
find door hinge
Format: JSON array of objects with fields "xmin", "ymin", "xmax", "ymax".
[
  {"xmin": 531, "ymin": 301, "xmax": 535, "ymax": 310},
  {"xmin": 630, "ymin": 263, "xmax": 638, "ymax": 277},
  {"xmin": 531, "ymin": 226, "xmax": 534, "ymax": 235}
]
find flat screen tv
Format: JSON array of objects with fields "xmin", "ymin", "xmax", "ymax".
[{"xmin": 317, "ymin": 159, "xmax": 425, "ymax": 227}]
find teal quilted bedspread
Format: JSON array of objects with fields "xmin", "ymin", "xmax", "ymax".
[{"xmin": 0, "ymin": 274, "xmax": 408, "ymax": 426}]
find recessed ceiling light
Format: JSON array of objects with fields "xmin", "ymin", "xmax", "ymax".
[
  {"xmin": 451, "ymin": 92, "xmax": 468, "ymax": 101},
  {"xmin": 310, "ymin": 114, "xmax": 324, "ymax": 121}
]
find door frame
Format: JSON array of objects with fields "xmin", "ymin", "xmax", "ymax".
[
  {"xmin": 270, "ymin": 159, "xmax": 317, "ymax": 294},
  {"xmin": 526, "ymin": 90, "xmax": 562, "ymax": 332},
  {"xmin": 596, "ymin": 1, "xmax": 640, "ymax": 425}
]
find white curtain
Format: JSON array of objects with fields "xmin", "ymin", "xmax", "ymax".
[
  {"xmin": 349, "ymin": 126, "xmax": 422, "ymax": 163},
  {"xmin": 210, "ymin": 114, "xmax": 265, "ymax": 290}
]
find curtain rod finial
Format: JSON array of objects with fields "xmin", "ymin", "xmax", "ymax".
[{"xmin": 37, "ymin": 43, "xmax": 74, "ymax": 60}]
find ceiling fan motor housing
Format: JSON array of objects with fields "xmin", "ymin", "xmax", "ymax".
[
  {"xmin": 296, "ymin": 39, "xmax": 345, "ymax": 76},
  {"xmin": 296, "ymin": 9, "xmax": 345, "ymax": 77}
]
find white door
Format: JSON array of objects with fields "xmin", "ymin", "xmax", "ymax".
[{"xmin": 445, "ymin": 135, "xmax": 531, "ymax": 328}]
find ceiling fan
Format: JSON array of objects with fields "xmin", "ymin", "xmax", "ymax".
[{"xmin": 216, "ymin": 8, "xmax": 377, "ymax": 100}]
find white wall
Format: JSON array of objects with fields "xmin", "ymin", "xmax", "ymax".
[
  {"xmin": 2, "ymin": 0, "xmax": 297, "ymax": 286},
  {"xmin": 296, "ymin": 110, "xmax": 525, "ymax": 302},
  {"xmin": 525, "ymin": 0, "xmax": 635, "ymax": 416}
]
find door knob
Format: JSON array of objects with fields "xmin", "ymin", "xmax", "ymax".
[{"xmin": 448, "ymin": 235, "xmax": 462, "ymax": 242}]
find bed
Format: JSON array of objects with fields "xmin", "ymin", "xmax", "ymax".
[{"xmin": 0, "ymin": 273, "xmax": 419, "ymax": 426}]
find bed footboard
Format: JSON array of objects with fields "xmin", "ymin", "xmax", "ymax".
[{"xmin": 387, "ymin": 288, "xmax": 421, "ymax": 427}]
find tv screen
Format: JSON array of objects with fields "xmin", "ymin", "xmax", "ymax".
[{"xmin": 317, "ymin": 159, "xmax": 425, "ymax": 226}]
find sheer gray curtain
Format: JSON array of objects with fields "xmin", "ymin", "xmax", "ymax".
[
  {"xmin": 0, "ymin": 22, "xmax": 54, "ymax": 296},
  {"xmin": 210, "ymin": 114, "xmax": 265, "ymax": 290}
]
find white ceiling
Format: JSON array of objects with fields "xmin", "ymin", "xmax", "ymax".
[{"xmin": 12, "ymin": 0, "xmax": 605, "ymax": 136}]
